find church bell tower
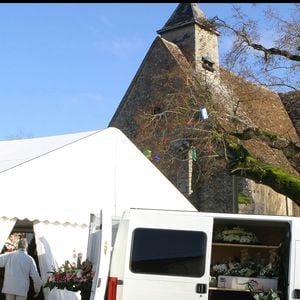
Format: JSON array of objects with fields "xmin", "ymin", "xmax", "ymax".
[{"xmin": 157, "ymin": 3, "xmax": 220, "ymax": 77}]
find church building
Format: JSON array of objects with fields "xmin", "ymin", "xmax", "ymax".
[{"xmin": 109, "ymin": 3, "xmax": 300, "ymax": 216}]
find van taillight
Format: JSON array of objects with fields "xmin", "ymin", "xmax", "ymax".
[{"xmin": 107, "ymin": 277, "xmax": 118, "ymax": 300}]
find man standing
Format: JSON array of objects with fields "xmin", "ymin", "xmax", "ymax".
[{"xmin": 0, "ymin": 238, "xmax": 43, "ymax": 300}]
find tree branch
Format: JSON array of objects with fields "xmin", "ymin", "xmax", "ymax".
[
  {"xmin": 213, "ymin": 17, "xmax": 300, "ymax": 62},
  {"xmin": 226, "ymin": 142, "xmax": 300, "ymax": 203},
  {"xmin": 228, "ymin": 127, "xmax": 300, "ymax": 173}
]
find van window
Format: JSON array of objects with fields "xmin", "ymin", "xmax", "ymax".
[{"xmin": 130, "ymin": 228, "xmax": 207, "ymax": 277}]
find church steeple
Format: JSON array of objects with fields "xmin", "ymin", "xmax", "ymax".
[
  {"xmin": 157, "ymin": 3, "xmax": 207, "ymax": 34},
  {"xmin": 157, "ymin": 3, "xmax": 220, "ymax": 76}
]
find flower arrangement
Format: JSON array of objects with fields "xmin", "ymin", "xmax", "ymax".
[
  {"xmin": 44, "ymin": 259, "xmax": 94, "ymax": 294},
  {"xmin": 213, "ymin": 226, "xmax": 259, "ymax": 244},
  {"xmin": 1, "ymin": 233, "xmax": 25, "ymax": 253},
  {"xmin": 246, "ymin": 280, "xmax": 280, "ymax": 300},
  {"xmin": 211, "ymin": 248, "xmax": 279, "ymax": 279}
]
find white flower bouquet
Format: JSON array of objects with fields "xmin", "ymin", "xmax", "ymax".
[{"xmin": 213, "ymin": 226, "xmax": 259, "ymax": 244}]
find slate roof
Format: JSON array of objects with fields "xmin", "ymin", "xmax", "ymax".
[
  {"xmin": 219, "ymin": 69, "xmax": 299, "ymax": 176},
  {"xmin": 279, "ymin": 91, "xmax": 300, "ymax": 138},
  {"xmin": 157, "ymin": 3, "xmax": 208, "ymax": 34}
]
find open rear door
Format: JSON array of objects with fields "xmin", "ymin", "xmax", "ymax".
[
  {"xmin": 122, "ymin": 209, "xmax": 213, "ymax": 300},
  {"xmin": 87, "ymin": 211, "xmax": 112, "ymax": 300}
]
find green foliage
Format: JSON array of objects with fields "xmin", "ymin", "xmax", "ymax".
[
  {"xmin": 247, "ymin": 281, "xmax": 280, "ymax": 300},
  {"xmin": 238, "ymin": 192, "xmax": 251, "ymax": 205}
]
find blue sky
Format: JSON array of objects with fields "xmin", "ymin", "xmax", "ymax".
[{"xmin": 0, "ymin": 3, "xmax": 295, "ymax": 140}]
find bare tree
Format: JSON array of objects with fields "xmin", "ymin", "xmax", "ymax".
[
  {"xmin": 211, "ymin": 4, "xmax": 300, "ymax": 91},
  {"xmin": 133, "ymin": 13, "xmax": 300, "ymax": 205}
]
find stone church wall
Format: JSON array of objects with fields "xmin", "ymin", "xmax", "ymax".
[
  {"xmin": 110, "ymin": 38, "xmax": 189, "ymax": 141},
  {"xmin": 110, "ymin": 3, "xmax": 299, "ymax": 217},
  {"xmin": 238, "ymin": 178, "xmax": 292, "ymax": 215},
  {"xmin": 189, "ymin": 169, "xmax": 236, "ymax": 213}
]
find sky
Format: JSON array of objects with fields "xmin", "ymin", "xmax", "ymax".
[{"xmin": 0, "ymin": 3, "xmax": 295, "ymax": 140}]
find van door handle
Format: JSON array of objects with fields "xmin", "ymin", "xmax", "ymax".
[
  {"xmin": 117, "ymin": 279, "xmax": 124, "ymax": 285},
  {"xmin": 294, "ymin": 289, "xmax": 300, "ymax": 299},
  {"xmin": 196, "ymin": 283, "xmax": 207, "ymax": 294}
]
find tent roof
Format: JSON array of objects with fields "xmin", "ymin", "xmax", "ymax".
[
  {"xmin": 0, "ymin": 130, "xmax": 98, "ymax": 172},
  {"xmin": 0, "ymin": 127, "xmax": 196, "ymax": 226}
]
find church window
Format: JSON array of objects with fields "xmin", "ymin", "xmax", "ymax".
[{"xmin": 202, "ymin": 56, "xmax": 215, "ymax": 72}]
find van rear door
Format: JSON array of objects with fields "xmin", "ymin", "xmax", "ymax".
[
  {"xmin": 291, "ymin": 218, "xmax": 300, "ymax": 299},
  {"xmin": 122, "ymin": 209, "xmax": 213, "ymax": 300},
  {"xmin": 87, "ymin": 211, "xmax": 112, "ymax": 300}
]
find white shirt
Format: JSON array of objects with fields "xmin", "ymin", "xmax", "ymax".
[{"xmin": 0, "ymin": 249, "xmax": 43, "ymax": 297}]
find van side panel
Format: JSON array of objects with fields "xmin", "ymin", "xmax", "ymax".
[
  {"xmin": 107, "ymin": 209, "xmax": 297, "ymax": 300},
  {"xmin": 120, "ymin": 209, "xmax": 213, "ymax": 300}
]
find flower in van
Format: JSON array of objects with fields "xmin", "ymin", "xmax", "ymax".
[
  {"xmin": 247, "ymin": 279, "xmax": 260, "ymax": 290},
  {"xmin": 213, "ymin": 226, "xmax": 259, "ymax": 244},
  {"xmin": 246, "ymin": 281, "xmax": 280, "ymax": 300},
  {"xmin": 212, "ymin": 263, "xmax": 228, "ymax": 275},
  {"xmin": 210, "ymin": 248, "xmax": 279, "ymax": 279}
]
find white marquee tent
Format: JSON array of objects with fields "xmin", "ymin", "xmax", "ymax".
[{"xmin": 0, "ymin": 127, "xmax": 196, "ymax": 299}]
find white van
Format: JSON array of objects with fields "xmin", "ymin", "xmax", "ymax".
[{"xmin": 87, "ymin": 208, "xmax": 300, "ymax": 300}]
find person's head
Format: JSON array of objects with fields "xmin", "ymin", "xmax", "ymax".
[{"xmin": 17, "ymin": 238, "xmax": 28, "ymax": 250}]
